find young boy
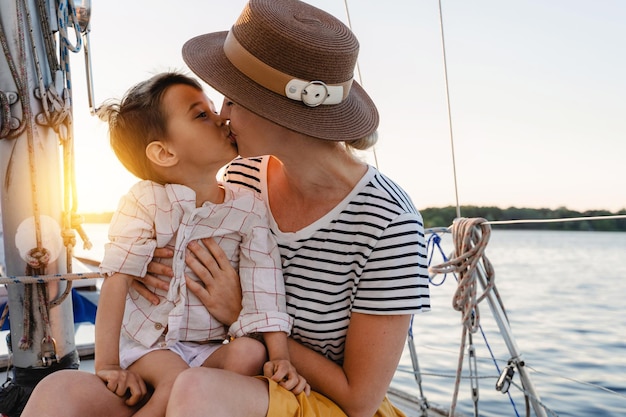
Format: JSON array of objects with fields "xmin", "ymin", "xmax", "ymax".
[{"xmin": 95, "ymin": 72, "xmax": 302, "ymax": 416}]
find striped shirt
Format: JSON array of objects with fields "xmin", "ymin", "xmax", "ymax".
[
  {"xmin": 100, "ymin": 180, "xmax": 292, "ymax": 349},
  {"xmin": 225, "ymin": 156, "xmax": 430, "ymax": 363}
]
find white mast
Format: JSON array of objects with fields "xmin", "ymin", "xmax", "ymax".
[{"xmin": 0, "ymin": 0, "xmax": 91, "ymax": 410}]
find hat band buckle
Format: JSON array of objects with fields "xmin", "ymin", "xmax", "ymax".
[
  {"xmin": 286, "ymin": 79, "xmax": 342, "ymax": 107},
  {"xmin": 224, "ymin": 30, "xmax": 352, "ymax": 107}
]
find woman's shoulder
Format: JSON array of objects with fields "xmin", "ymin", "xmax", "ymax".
[
  {"xmin": 221, "ymin": 181, "xmax": 268, "ymax": 217},
  {"xmin": 358, "ymin": 166, "xmax": 420, "ymax": 216},
  {"xmin": 223, "ymin": 156, "xmax": 268, "ymax": 193},
  {"xmin": 222, "ymin": 181, "xmax": 260, "ymax": 202},
  {"xmin": 224, "ymin": 156, "xmax": 267, "ymax": 176}
]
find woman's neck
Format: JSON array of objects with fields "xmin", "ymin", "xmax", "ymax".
[{"xmin": 266, "ymin": 148, "xmax": 367, "ymax": 232}]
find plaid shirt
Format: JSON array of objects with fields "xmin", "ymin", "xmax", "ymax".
[{"xmin": 100, "ymin": 180, "xmax": 292, "ymax": 348}]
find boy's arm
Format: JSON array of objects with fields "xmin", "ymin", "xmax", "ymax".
[
  {"xmin": 94, "ymin": 272, "xmax": 148, "ymax": 405},
  {"xmin": 263, "ymin": 331, "xmax": 310, "ymax": 395},
  {"xmin": 95, "ymin": 272, "xmax": 132, "ymax": 371},
  {"xmin": 263, "ymin": 331, "xmax": 290, "ymax": 362}
]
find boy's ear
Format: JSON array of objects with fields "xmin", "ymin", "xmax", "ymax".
[{"xmin": 146, "ymin": 141, "xmax": 177, "ymax": 167}]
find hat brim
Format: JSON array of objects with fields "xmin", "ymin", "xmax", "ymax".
[{"xmin": 182, "ymin": 32, "xmax": 379, "ymax": 141}]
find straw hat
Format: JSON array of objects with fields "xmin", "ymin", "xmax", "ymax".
[{"xmin": 182, "ymin": 0, "xmax": 379, "ymax": 141}]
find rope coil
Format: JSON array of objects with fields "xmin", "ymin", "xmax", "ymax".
[
  {"xmin": 429, "ymin": 217, "xmax": 495, "ymax": 416},
  {"xmin": 430, "ymin": 218, "xmax": 495, "ymax": 331}
]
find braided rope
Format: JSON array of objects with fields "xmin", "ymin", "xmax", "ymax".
[
  {"xmin": 37, "ymin": 0, "xmax": 59, "ymax": 72},
  {"xmin": 429, "ymin": 217, "xmax": 495, "ymax": 416},
  {"xmin": 19, "ymin": 248, "xmax": 51, "ymax": 349},
  {"xmin": 57, "ymin": 0, "xmax": 83, "ymax": 53},
  {"xmin": 37, "ymin": 283, "xmax": 52, "ymax": 344},
  {"xmin": 15, "ymin": 0, "xmax": 48, "ymax": 351},
  {"xmin": 21, "ymin": 0, "xmax": 51, "ymax": 124},
  {"xmin": 0, "ymin": 91, "xmax": 11, "ymax": 137},
  {"xmin": 20, "ymin": 284, "xmax": 34, "ymax": 349},
  {"xmin": 0, "ymin": 13, "xmax": 26, "ymax": 139}
]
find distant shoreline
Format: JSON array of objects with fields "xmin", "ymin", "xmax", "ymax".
[
  {"xmin": 79, "ymin": 206, "xmax": 626, "ymax": 231},
  {"xmin": 80, "ymin": 212, "xmax": 113, "ymax": 224},
  {"xmin": 420, "ymin": 205, "xmax": 626, "ymax": 231}
]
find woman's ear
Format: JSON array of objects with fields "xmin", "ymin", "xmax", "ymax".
[{"xmin": 146, "ymin": 141, "xmax": 177, "ymax": 167}]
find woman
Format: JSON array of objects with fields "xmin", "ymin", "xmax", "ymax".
[
  {"xmin": 164, "ymin": 1, "xmax": 430, "ymax": 416},
  {"xmin": 21, "ymin": 1, "xmax": 429, "ymax": 416}
]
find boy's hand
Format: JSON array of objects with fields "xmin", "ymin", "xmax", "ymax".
[
  {"xmin": 96, "ymin": 365, "xmax": 148, "ymax": 406},
  {"xmin": 263, "ymin": 359, "xmax": 310, "ymax": 395}
]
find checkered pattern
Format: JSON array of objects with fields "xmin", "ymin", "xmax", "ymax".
[{"xmin": 100, "ymin": 180, "xmax": 291, "ymax": 348}]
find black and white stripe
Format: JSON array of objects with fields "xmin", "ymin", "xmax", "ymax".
[{"xmin": 224, "ymin": 157, "xmax": 430, "ymax": 362}]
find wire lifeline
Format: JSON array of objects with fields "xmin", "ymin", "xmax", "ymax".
[
  {"xmin": 0, "ymin": 269, "xmax": 101, "ymax": 333},
  {"xmin": 0, "ymin": 271, "xmax": 102, "ymax": 285}
]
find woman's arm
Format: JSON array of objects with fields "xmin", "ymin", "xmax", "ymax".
[
  {"xmin": 288, "ymin": 313, "xmax": 411, "ymax": 417},
  {"xmin": 183, "ymin": 238, "xmax": 242, "ymax": 325},
  {"xmin": 129, "ymin": 247, "xmax": 174, "ymax": 305},
  {"xmin": 132, "ymin": 238, "xmax": 242, "ymax": 322},
  {"xmin": 178, "ymin": 238, "xmax": 411, "ymax": 416}
]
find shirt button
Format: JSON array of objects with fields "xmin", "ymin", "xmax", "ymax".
[{"xmin": 154, "ymin": 323, "xmax": 164, "ymax": 330}]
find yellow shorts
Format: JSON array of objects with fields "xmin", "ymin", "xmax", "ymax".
[{"xmin": 264, "ymin": 377, "xmax": 406, "ymax": 417}]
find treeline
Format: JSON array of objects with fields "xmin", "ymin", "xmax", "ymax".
[
  {"xmin": 421, "ymin": 206, "xmax": 626, "ymax": 232},
  {"xmin": 82, "ymin": 206, "xmax": 626, "ymax": 232}
]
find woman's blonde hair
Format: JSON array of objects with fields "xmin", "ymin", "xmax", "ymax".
[{"xmin": 345, "ymin": 131, "xmax": 378, "ymax": 152}]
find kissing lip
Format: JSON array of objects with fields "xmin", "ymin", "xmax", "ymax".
[{"xmin": 227, "ymin": 128, "xmax": 237, "ymax": 145}]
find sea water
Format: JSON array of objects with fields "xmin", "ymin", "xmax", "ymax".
[
  {"xmin": 392, "ymin": 229, "xmax": 626, "ymax": 417},
  {"xmin": 4, "ymin": 226, "xmax": 626, "ymax": 416}
]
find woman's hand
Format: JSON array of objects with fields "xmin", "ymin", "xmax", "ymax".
[
  {"xmin": 184, "ymin": 238, "xmax": 242, "ymax": 325},
  {"xmin": 130, "ymin": 247, "xmax": 174, "ymax": 305}
]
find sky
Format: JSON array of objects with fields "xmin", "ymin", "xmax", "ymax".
[{"xmin": 67, "ymin": 0, "xmax": 626, "ymax": 214}]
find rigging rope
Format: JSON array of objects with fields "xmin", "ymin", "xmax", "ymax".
[
  {"xmin": 15, "ymin": 0, "xmax": 59, "ymax": 352},
  {"xmin": 429, "ymin": 217, "xmax": 495, "ymax": 417},
  {"xmin": 437, "ymin": 0, "xmax": 461, "ymax": 218},
  {"xmin": 0, "ymin": 0, "xmax": 91, "ymax": 364},
  {"xmin": 0, "ymin": 16, "xmax": 27, "ymax": 139}
]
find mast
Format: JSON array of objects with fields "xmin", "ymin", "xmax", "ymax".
[{"xmin": 0, "ymin": 0, "xmax": 91, "ymax": 414}]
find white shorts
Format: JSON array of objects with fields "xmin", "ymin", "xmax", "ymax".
[{"xmin": 119, "ymin": 334, "xmax": 224, "ymax": 369}]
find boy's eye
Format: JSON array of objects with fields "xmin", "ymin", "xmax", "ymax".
[{"xmin": 196, "ymin": 111, "xmax": 208, "ymax": 119}]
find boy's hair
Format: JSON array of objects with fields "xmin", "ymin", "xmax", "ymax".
[{"xmin": 97, "ymin": 72, "xmax": 203, "ymax": 183}]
